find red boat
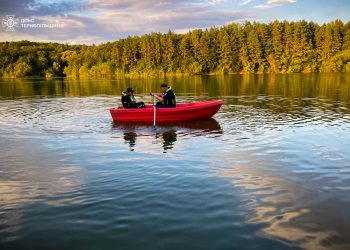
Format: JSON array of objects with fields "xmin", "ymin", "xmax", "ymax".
[{"xmin": 110, "ymin": 100, "xmax": 223, "ymax": 122}]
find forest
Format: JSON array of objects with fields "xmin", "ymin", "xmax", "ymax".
[{"xmin": 1, "ymin": 20, "xmax": 350, "ymax": 78}]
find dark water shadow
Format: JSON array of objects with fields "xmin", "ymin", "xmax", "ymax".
[{"xmin": 112, "ymin": 118, "xmax": 222, "ymax": 152}]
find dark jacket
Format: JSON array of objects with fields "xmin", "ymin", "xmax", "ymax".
[
  {"xmin": 162, "ymin": 87, "xmax": 176, "ymax": 107},
  {"xmin": 121, "ymin": 91, "xmax": 136, "ymax": 108}
]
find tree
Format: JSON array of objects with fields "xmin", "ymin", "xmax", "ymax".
[
  {"xmin": 1, "ymin": 20, "xmax": 349, "ymax": 78},
  {"xmin": 13, "ymin": 62, "xmax": 32, "ymax": 77}
]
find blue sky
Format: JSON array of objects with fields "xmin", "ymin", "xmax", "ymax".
[{"xmin": 0, "ymin": 0, "xmax": 349, "ymax": 44}]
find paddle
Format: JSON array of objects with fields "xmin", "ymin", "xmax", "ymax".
[{"xmin": 153, "ymin": 96, "xmax": 156, "ymax": 128}]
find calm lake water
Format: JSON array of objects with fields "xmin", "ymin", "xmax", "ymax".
[{"xmin": 1, "ymin": 74, "xmax": 350, "ymax": 250}]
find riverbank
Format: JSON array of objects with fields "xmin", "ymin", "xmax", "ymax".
[{"xmin": 2, "ymin": 70, "xmax": 350, "ymax": 81}]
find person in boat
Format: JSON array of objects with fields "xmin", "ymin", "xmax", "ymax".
[
  {"xmin": 121, "ymin": 87, "xmax": 145, "ymax": 109},
  {"xmin": 150, "ymin": 83, "xmax": 176, "ymax": 108}
]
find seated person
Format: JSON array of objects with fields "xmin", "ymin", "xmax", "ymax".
[
  {"xmin": 121, "ymin": 87, "xmax": 145, "ymax": 109},
  {"xmin": 150, "ymin": 83, "xmax": 176, "ymax": 108}
]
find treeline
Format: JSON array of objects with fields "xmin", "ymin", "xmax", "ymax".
[
  {"xmin": 0, "ymin": 41, "xmax": 84, "ymax": 78},
  {"xmin": 1, "ymin": 20, "xmax": 350, "ymax": 78}
]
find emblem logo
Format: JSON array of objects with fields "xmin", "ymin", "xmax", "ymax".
[{"xmin": 2, "ymin": 15, "xmax": 19, "ymax": 31}]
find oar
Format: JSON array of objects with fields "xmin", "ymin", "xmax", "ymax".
[{"xmin": 153, "ymin": 96, "xmax": 156, "ymax": 128}]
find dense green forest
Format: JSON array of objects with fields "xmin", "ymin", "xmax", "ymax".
[{"xmin": 1, "ymin": 20, "xmax": 350, "ymax": 78}]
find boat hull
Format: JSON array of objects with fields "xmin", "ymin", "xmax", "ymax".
[{"xmin": 109, "ymin": 100, "xmax": 223, "ymax": 122}]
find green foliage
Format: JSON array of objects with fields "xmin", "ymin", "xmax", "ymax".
[
  {"xmin": 1, "ymin": 20, "xmax": 350, "ymax": 78},
  {"xmin": 14, "ymin": 62, "xmax": 32, "ymax": 78},
  {"xmin": 0, "ymin": 41, "xmax": 83, "ymax": 78}
]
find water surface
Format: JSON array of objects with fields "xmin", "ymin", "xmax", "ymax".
[{"xmin": 1, "ymin": 74, "xmax": 350, "ymax": 250}]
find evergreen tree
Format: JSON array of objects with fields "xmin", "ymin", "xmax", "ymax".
[{"xmin": 1, "ymin": 20, "xmax": 350, "ymax": 78}]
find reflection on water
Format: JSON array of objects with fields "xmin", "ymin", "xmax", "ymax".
[
  {"xmin": 114, "ymin": 119, "xmax": 222, "ymax": 153},
  {"xmin": 1, "ymin": 74, "xmax": 350, "ymax": 104},
  {"xmin": 0, "ymin": 74, "xmax": 350, "ymax": 250},
  {"xmin": 123, "ymin": 129, "xmax": 178, "ymax": 152},
  {"xmin": 161, "ymin": 130, "xmax": 177, "ymax": 152},
  {"xmin": 219, "ymin": 165, "xmax": 337, "ymax": 249},
  {"xmin": 0, "ymin": 137, "xmax": 85, "ymax": 243},
  {"xmin": 123, "ymin": 131, "xmax": 137, "ymax": 150}
]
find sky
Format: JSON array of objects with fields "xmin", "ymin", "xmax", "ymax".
[{"xmin": 0, "ymin": 0, "xmax": 350, "ymax": 45}]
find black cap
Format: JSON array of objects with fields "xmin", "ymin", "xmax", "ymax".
[
  {"xmin": 126, "ymin": 87, "xmax": 134, "ymax": 93},
  {"xmin": 160, "ymin": 83, "xmax": 168, "ymax": 88}
]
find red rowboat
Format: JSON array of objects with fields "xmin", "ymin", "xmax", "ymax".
[{"xmin": 110, "ymin": 100, "xmax": 223, "ymax": 122}]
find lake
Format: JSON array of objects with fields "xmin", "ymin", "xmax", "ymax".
[{"xmin": 1, "ymin": 74, "xmax": 350, "ymax": 250}]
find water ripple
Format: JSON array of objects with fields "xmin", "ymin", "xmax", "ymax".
[{"xmin": 1, "ymin": 77, "xmax": 350, "ymax": 249}]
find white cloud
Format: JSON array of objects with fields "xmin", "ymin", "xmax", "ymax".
[
  {"xmin": 208, "ymin": 0, "xmax": 228, "ymax": 4},
  {"xmin": 239, "ymin": 0, "xmax": 252, "ymax": 6},
  {"xmin": 254, "ymin": 0, "xmax": 296, "ymax": 9},
  {"xmin": 0, "ymin": 0, "xmax": 253, "ymax": 44},
  {"xmin": 85, "ymin": 2, "xmax": 252, "ymax": 34},
  {"xmin": 173, "ymin": 28, "xmax": 193, "ymax": 34}
]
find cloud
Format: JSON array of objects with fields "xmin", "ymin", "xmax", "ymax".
[
  {"xmin": 208, "ymin": 0, "xmax": 228, "ymax": 4},
  {"xmin": 0, "ymin": 0, "xmax": 84, "ymax": 16},
  {"xmin": 69, "ymin": 0, "xmax": 252, "ymax": 41},
  {"xmin": 95, "ymin": 8, "xmax": 251, "ymax": 33},
  {"xmin": 254, "ymin": 0, "xmax": 297, "ymax": 9},
  {"xmin": 239, "ymin": 0, "xmax": 252, "ymax": 6},
  {"xmin": 0, "ymin": 0, "xmax": 35, "ymax": 15},
  {"xmin": 0, "ymin": 14, "xmax": 107, "ymax": 44},
  {"xmin": 0, "ymin": 0, "xmax": 252, "ymax": 44},
  {"xmin": 94, "ymin": 0, "xmax": 251, "ymax": 26}
]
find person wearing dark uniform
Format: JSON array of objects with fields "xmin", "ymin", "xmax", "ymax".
[
  {"xmin": 150, "ymin": 83, "xmax": 176, "ymax": 108},
  {"xmin": 121, "ymin": 87, "xmax": 145, "ymax": 109}
]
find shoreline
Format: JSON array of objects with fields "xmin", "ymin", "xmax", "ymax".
[{"xmin": 1, "ymin": 71, "xmax": 349, "ymax": 81}]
